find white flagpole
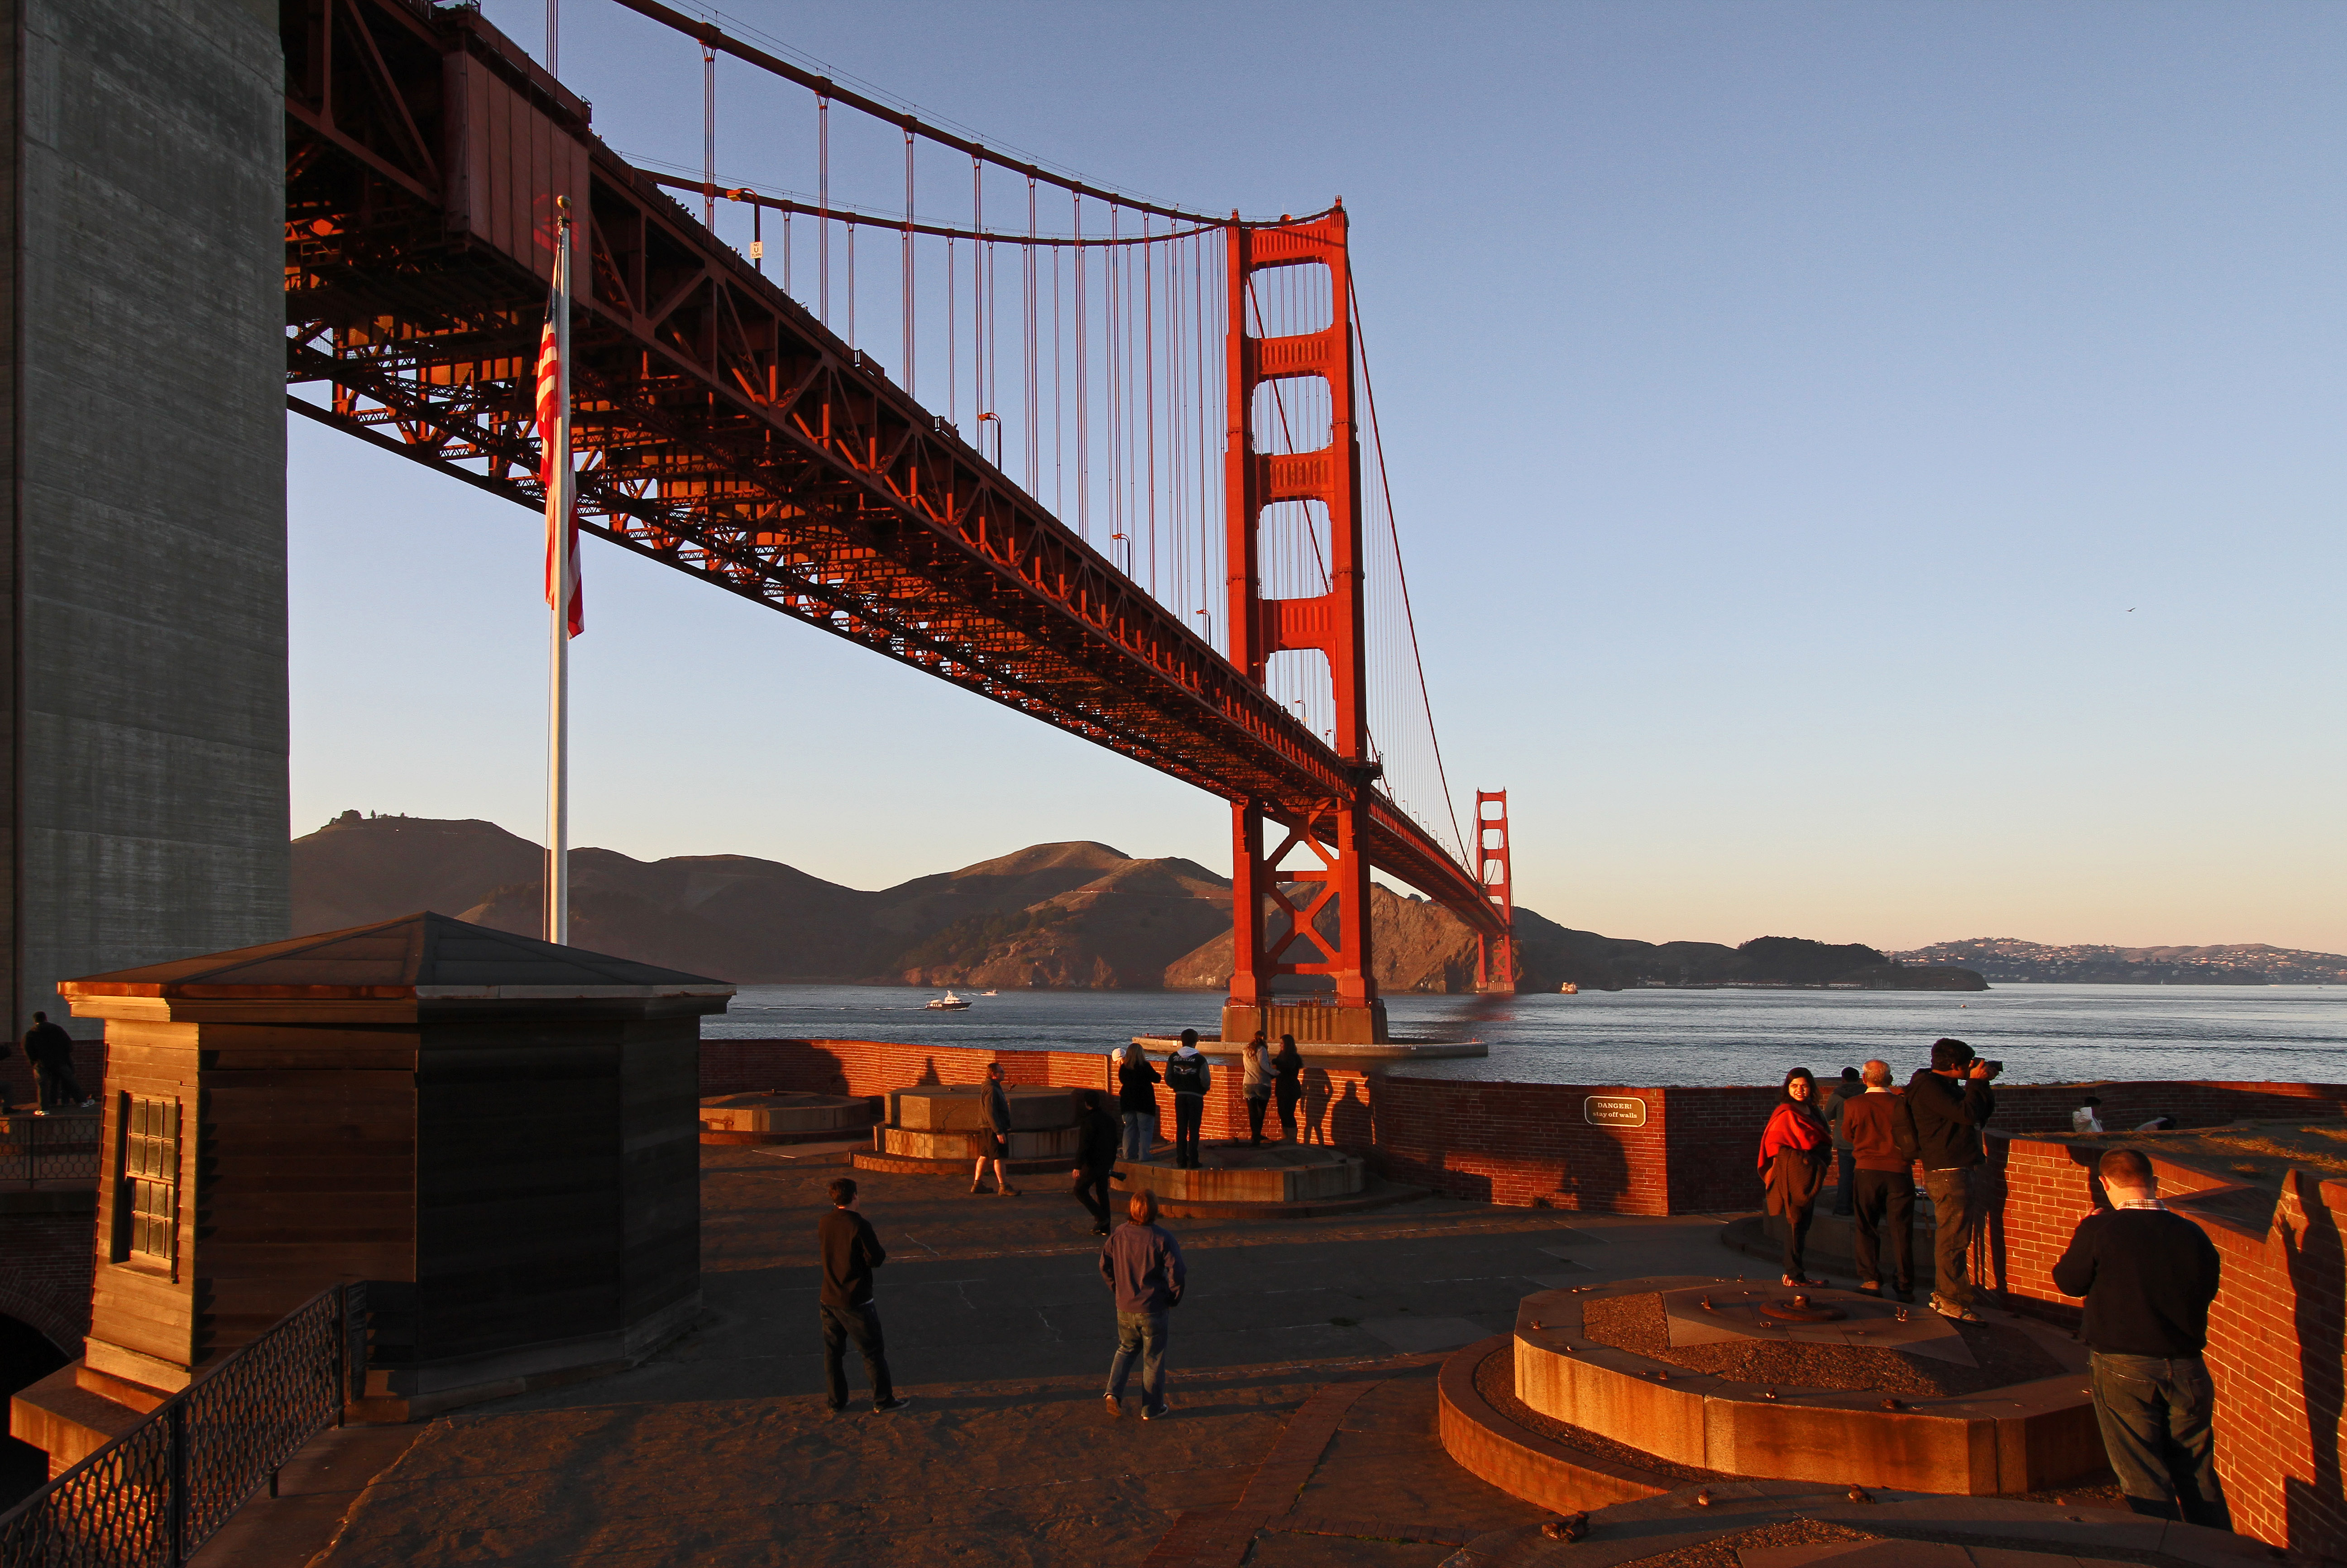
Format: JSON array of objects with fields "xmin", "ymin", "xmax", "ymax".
[{"xmin": 546, "ymin": 200, "xmax": 572, "ymax": 947}]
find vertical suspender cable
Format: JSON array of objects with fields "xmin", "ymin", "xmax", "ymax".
[
  {"xmin": 1140, "ymin": 215, "xmax": 1150, "ymax": 593},
  {"xmin": 818, "ymin": 96, "xmax": 830, "ymax": 325},
  {"xmin": 1074, "ymin": 193, "xmax": 1087, "ymax": 539},
  {"xmin": 847, "ymin": 220, "xmax": 856, "ymax": 349},
  {"xmin": 1026, "ymin": 176, "xmax": 1038, "ymax": 493},
  {"xmin": 545, "ymin": 0, "xmax": 558, "ymax": 74},
  {"xmin": 701, "ymin": 44, "xmax": 715, "ymax": 229},
  {"xmin": 903, "ymin": 132, "xmax": 915, "ymax": 399}
]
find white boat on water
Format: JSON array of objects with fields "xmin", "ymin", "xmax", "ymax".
[
  {"xmin": 925, "ymin": 990, "xmax": 972, "ymax": 1010},
  {"xmin": 980, "ymin": 990, "xmax": 999, "ymax": 997}
]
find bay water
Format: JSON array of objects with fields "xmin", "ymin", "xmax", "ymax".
[{"xmin": 706, "ymin": 983, "xmax": 2347, "ymax": 1088}]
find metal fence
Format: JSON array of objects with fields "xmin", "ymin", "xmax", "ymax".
[
  {"xmin": 0, "ymin": 1114, "xmax": 101, "ymax": 1185},
  {"xmin": 0, "ymin": 1286, "xmax": 345, "ymax": 1567}
]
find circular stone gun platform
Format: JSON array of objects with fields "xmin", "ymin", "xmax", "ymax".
[
  {"xmin": 1112, "ymin": 1141, "xmax": 1423, "ymax": 1219},
  {"xmin": 853, "ymin": 1084, "xmax": 1088, "ymax": 1174},
  {"xmin": 1441, "ymin": 1274, "xmax": 2104, "ymax": 1506},
  {"xmin": 696, "ymin": 1092, "xmax": 877, "ymax": 1146}
]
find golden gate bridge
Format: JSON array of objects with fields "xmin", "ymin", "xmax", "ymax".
[{"xmin": 284, "ymin": 0, "xmax": 1517, "ymax": 1039}]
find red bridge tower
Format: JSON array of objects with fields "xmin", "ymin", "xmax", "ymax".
[
  {"xmin": 1475, "ymin": 789, "xmax": 1517, "ymax": 992},
  {"xmin": 1221, "ymin": 210, "xmax": 1389, "ymax": 1046}
]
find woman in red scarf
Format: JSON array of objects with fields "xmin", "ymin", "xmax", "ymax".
[{"xmin": 1758, "ymin": 1066, "xmax": 1832, "ymax": 1285}]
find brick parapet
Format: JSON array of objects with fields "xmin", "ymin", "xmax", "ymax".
[{"xmin": 1987, "ymin": 1131, "xmax": 2346, "ymax": 1558}]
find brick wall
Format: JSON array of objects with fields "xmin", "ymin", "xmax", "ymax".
[
  {"xmin": 1982, "ymin": 1133, "xmax": 2346, "ymax": 1558},
  {"xmin": 0, "ymin": 1212, "xmax": 94, "ymax": 1354},
  {"xmin": 1370, "ymin": 1079, "xmax": 1678, "ymax": 1212}
]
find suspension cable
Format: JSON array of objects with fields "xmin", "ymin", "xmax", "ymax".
[{"xmin": 607, "ymin": 0, "xmax": 1256, "ymax": 225}]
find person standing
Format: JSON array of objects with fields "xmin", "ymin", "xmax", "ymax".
[
  {"xmin": 1271, "ymin": 1034, "xmax": 1303, "ymax": 1143},
  {"xmin": 23, "ymin": 1013, "xmax": 85, "ymax": 1115},
  {"xmin": 1907, "ymin": 1037, "xmax": 1997, "ymax": 1322},
  {"xmin": 1071, "ymin": 1090, "xmax": 1121, "ymax": 1236},
  {"xmin": 1100, "ymin": 1188, "xmax": 1185, "ymax": 1420},
  {"xmin": 1757, "ymin": 1067, "xmax": 1832, "ymax": 1286},
  {"xmin": 1164, "ymin": 1030, "xmax": 1210, "ymax": 1170},
  {"xmin": 1116, "ymin": 1045, "xmax": 1161, "ymax": 1162},
  {"xmin": 817, "ymin": 1177, "xmax": 913, "ymax": 1415},
  {"xmin": 1839, "ymin": 1060, "xmax": 1919, "ymax": 1301},
  {"xmin": 1240, "ymin": 1032, "xmax": 1273, "ymax": 1146},
  {"xmin": 971, "ymin": 1061, "xmax": 1020, "ymax": 1196},
  {"xmin": 2052, "ymin": 1149, "xmax": 2229, "ymax": 1529},
  {"xmin": 1823, "ymin": 1066, "xmax": 1863, "ymax": 1216}
]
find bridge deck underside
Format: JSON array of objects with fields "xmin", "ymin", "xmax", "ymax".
[{"xmin": 280, "ymin": 0, "xmax": 1499, "ymax": 938}]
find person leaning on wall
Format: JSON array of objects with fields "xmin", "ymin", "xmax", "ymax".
[
  {"xmin": 1116, "ymin": 1044, "xmax": 1161, "ymax": 1162},
  {"xmin": 2051, "ymin": 1147, "xmax": 2229, "ymax": 1530},
  {"xmin": 1270, "ymin": 1033, "xmax": 1303, "ymax": 1143}
]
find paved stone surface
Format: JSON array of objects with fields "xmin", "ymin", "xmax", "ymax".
[{"xmin": 206, "ymin": 1151, "xmax": 1735, "ymax": 1567}]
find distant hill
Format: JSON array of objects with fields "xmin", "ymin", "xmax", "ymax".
[
  {"xmin": 292, "ymin": 812, "xmax": 1982, "ymax": 992},
  {"xmin": 1895, "ymin": 938, "xmax": 2347, "ymax": 986}
]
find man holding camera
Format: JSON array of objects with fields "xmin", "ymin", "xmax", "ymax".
[{"xmin": 1907, "ymin": 1037, "xmax": 1997, "ymax": 1322}]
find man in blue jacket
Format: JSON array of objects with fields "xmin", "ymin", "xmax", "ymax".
[
  {"xmin": 1100, "ymin": 1188, "xmax": 1186, "ymax": 1420},
  {"xmin": 2052, "ymin": 1148, "xmax": 2228, "ymax": 1529},
  {"xmin": 1163, "ymin": 1030, "xmax": 1211, "ymax": 1170}
]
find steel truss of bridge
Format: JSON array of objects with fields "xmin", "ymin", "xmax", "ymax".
[{"xmin": 282, "ymin": 0, "xmax": 1512, "ymax": 1002}]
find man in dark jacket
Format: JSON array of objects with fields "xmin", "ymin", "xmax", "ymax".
[
  {"xmin": 1100, "ymin": 1188, "xmax": 1186, "ymax": 1419},
  {"xmin": 1822, "ymin": 1066, "xmax": 1863, "ymax": 1215},
  {"xmin": 1906, "ymin": 1037, "xmax": 1996, "ymax": 1321},
  {"xmin": 1163, "ymin": 1030, "xmax": 1210, "ymax": 1170},
  {"xmin": 971, "ymin": 1061, "xmax": 1020, "ymax": 1197},
  {"xmin": 817, "ymin": 1177, "xmax": 912, "ymax": 1414},
  {"xmin": 1071, "ymin": 1090, "xmax": 1121, "ymax": 1236},
  {"xmin": 2052, "ymin": 1148, "xmax": 2227, "ymax": 1528},
  {"xmin": 23, "ymin": 1012, "xmax": 85, "ymax": 1114},
  {"xmin": 1839, "ymin": 1060, "xmax": 1919, "ymax": 1301}
]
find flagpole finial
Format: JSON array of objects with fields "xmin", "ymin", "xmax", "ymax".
[{"xmin": 556, "ymin": 194, "xmax": 572, "ymax": 225}]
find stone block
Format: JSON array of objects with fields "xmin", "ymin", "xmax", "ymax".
[
  {"xmin": 891, "ymin": 1085, "xmax": 1080, "ymax": 1131},
  {"xmin": 878, "ymin": 1125, "xmax": 1082, "ymax": 1162}
]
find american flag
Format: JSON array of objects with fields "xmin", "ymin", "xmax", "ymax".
[{"xmin": 537, "ymin": 290, "xmax": 584, "ymax": 637}]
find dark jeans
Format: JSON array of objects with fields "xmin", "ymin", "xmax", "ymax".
[
  {"xmin": 1831, "ymin": 1146, "xmax": 1857, "ymax": 1215},
  {"xmin": 1924, "ymin": 1167, "xmax": 1980, "ymax": 1306},
  {"xmin": 1853, "ymin": 1168, "xmax": 1915, "ymax": 1291},
  {"xmin": 1073, "ymin": 1163, "xmax": 1112, "ymax": 1227},
  {"xmin": 33, "ymin": 1061, "xmax": 83, "ymax": 1111},
  {"xmin": 1275, "ymin": 1082, "xmax": 1300, "ymax": 1141},
  {"xmin": 1245, "ymin": 1094, "xmax": 1270, "ymax": 1142},
  {"xmin": 1121, "ymin": 1110, "xmax": 1156, "ymax": 1162},
  {"xmin": 2089, "ymin": 1352, "xmax": 2231, "ymax": 1529},
  {"xmin": 1107, "ymin": 1310, "xmax": 1168, "ymax": 1407},
  {"xmin": 1173, "ymin": 1096, "xmax": 1203, "ymax": 1167},
  {"xmin": 820, "ymin": 1301, "xmax": 895, "ymax": 1410}
]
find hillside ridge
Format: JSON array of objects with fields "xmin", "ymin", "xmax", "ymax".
[{"xmin": 294, "ymin": 811, "xmax": 1991, "ymax": 992}]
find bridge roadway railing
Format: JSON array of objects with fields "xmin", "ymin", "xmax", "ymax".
[
  {"xmin": 279, "ymin": 0, "xmax": 1500, "ymax": 939},
  {"xmin": 0, "ymin": 1286, "xmax": 346, "ymax": 1568}
]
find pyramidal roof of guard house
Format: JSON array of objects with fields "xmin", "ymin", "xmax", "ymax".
[{"xmin": 58, "ymin": 912, "xmax": 733, "ymax": 999}]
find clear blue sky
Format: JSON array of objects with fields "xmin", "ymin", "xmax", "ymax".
[{"xmin": 290, "ymin": 1, "xmax": 2346, "ymax": 953}]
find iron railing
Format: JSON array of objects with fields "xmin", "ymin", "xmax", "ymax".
[
  {"xmin": 0, "ymin": 1114, "xmax": 101, "ymax": 1185},
  {"xmin": 0, "ymin": 1286, "xmax": 345, "ymax": 1567}
]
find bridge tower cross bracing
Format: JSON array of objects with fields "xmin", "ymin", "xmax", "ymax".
[
  {"xmin": 1474, "ymin": 789, "xmax": 1517, "ymax": 993},
  {"xmin": 1221, "ymin": 210, "xmax": 1388, "ymax": 1047}
]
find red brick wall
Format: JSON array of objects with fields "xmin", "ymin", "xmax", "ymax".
[
  {"xmin": 698, "ymin": 1037, "xmax": 1379, "ymax": 1150},
  {"xmin": 1370, "ymin": 1079, "xmax": 1678, "ymax": 1212},
  {"xmin": 0, "ymin": 1213, "xmax": 94, "ymax": 1355},
  {"xmin": 1983, "ymin": 1133, "xmax": 2347, "ymax": 1558}
]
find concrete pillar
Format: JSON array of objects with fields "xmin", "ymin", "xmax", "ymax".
[{"xmin": 0, "ymin": 0, "xmax": 289, "ymax": 1036}]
